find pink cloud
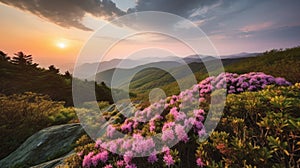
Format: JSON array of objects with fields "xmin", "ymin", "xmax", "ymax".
[{"xmin": 240, "ymin": 21, "xmax": 274, "ymax": 33}]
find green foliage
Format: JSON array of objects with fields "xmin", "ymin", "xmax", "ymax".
[
  {"xmin": 48, "ymin": 107, "xmax": 78, "ymax": 125},
  {"xmin": 226, "ymin": 47, "xmax": 300, "ymax": 84},
  {"xmin": 0, "ymin": 51, "xmax": 113, "ymax": 106},
  {"xmin": 0, "ymin": 92, "xmax": 77, "ymax": 159},
  {"xmin": 197, "ymin": 83, "xmax": 300, "ymax": 167},
  {"xmin": 128, "ymin": 47, "xmax": 300, "ymax": 104},
  {"xmin": 60, "ymin": 83, "xmax": 300, "ymax": 167},
  {"xmin": 62, "ymin": 135, "xmax": 95, "ymax": 168}
]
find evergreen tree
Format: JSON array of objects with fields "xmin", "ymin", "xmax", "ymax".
[
  {"xmin": 0, "ymin": 51, "xmax": 10, "ymax": 62},
  {"xmin": 11, "ymin": 51, "xmax": 32, "ymax": 66},
  {"xmin": 48, "ymin": 65, "xmax": 60, "ymax": 74}
]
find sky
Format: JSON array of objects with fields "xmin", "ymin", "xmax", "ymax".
[{"xmin": 0, "ymin": 0, "xmax": 300, "ymax": 71}]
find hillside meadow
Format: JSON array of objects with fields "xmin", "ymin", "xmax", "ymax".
[{"xmin": 0, "ymin": 47, "xmax": 299, "ymax": 167}]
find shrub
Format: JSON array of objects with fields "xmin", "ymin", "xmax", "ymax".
[
  {"xmin": 61, "ymin": 73, "xmax": 296, "ymax": 167},
  {"xmin": 197, "ymin": 84, "xmax": 300, "ymax": 167},
  {"xmin": 0, "ymin": 92, "xmax": 76, "ymax": 159}
]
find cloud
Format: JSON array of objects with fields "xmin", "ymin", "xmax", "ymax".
[
  {"xmin": 0, "ymin": 0, "xmax": 125, "ymax": 31},
  {"xmin": 128, "ymin": 0, "xmax": 263, "ymax": 33},
  {"xmin": 240, "ymin": 22, "xmax": 274, "ymax": 33},
  {"xmin": 131, "ymin": 0, "xmax": 220, "ymax": 18}
]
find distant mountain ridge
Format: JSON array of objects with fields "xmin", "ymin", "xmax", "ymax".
[
  {"xmin": 91, "ymin": 47, "xmax": 299, "ymax": 102},
  {"xmin": 74, "ymin": 52, "xmax": 260, "ymax": 79}
]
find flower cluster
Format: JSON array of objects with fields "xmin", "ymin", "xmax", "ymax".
[
  {"xmin": 80, "ymin": 72, "xmax": 291, "ymax": 168},
  {"xmin": 204, "ymin": 72, "xmax": 291, "ymax": 94}
]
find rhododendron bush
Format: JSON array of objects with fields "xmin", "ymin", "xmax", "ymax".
[{"xmin": 61, "ymin": 72, "xmax": 300, "ymax": 168}]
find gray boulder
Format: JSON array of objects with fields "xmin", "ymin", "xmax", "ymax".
[{"xmin": 0, "ymin": 124, "xmax": 85, "ymax": 168}]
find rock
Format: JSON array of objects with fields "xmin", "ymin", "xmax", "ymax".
[
  {"xmin": 0, "ymin": 124, "xmax": 85, "ymax": 168},
  {"xmin": 30, "ymin": 152, "xmax": 75, "ymax": 168}
]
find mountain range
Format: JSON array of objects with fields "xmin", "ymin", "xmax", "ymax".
[{"xmin": 73, "ymin": 52, "xmax": 260, "ymax": 79}]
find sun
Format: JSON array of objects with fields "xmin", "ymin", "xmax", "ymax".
[{"xmin": 57, "ymin": 42, "xmax": 67, "ymax": 49}]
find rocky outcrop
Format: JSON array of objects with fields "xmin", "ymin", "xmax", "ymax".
[{"xmin": 0, "ymin": 124, "xmax": 85, "ymax": 168}]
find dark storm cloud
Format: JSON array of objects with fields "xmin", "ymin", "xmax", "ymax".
[
  {"xmin": 0, "ymin": 0, "xmax": 125, "ymax": 31},
  {"xmin": 130, "ymin": 0, "xmax": 220, "ymax": 18},
  {"xmin": 127, "ymin": 0, "xmax": 262, "ymax": 31}
]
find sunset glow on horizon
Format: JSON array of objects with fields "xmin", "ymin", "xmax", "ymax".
[{"xmin": 0, "ymin": 0, "xmax": 299, "ymax": 71}]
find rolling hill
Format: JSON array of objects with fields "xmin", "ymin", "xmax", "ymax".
[{"xmin": 93, "ymin": 46, "xmax": 300, "ymax": 103}]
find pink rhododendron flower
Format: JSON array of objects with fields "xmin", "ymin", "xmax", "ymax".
[
  {"xmin": 82, "ymin": 152, "xmax": 94, "ymax": 168},
  {"xmin": 147, "ymin": 152, "xmax": 158, "ymax": 164},
  {"xmin": 106, "ymin": 141, "xmax": 117, "ymax": 153},
  {"xmin": 121, "ymin": 140, "xmax": 132, "ymax": 150},
  {"xmin": 104, "ymin": 164, "xmax": 113, "ymax": 168},
  {"xmin": 162, "ymin": 129, "xmax": 175, "ymax": 142},
  {"xmin": 107, "ymin": 125, "xmax": 116, "ymax": 138},
  {"xmin": 199, "ymin": 97, "xmax": 206, "ymax": 103},
  {"xmin": 95, "ymin": 139, "xmax": 102, "ymax": 148},
  {"xmin": 170, "ymin": 107, "xmax": 179, "ymax": 119},
  {"xmin": 162, "ymin": 122, "xmax": 175, "ymax": 131},
  {"xmin": 162, "ymin": 146, "xmax": 170, "ymax": 154},
  {"xmin": 77, "ymin": 151, "xmax": 83, "ymax": 157},
  {"xmin": 121, "ymin": 121, "xmax": 133, "ymax": 132},
  {"xmin": 196, "ymin": 158, "xmax": 205, "ymax": 167},
  {"xmin": 163, "ymin": 153, "xmax": 174, "ymax": 166},
  {"xmin": 124, "ymin": 151, "xmax": 133, "ymax": 164},
  {"xmin": 116, "ymin": 160, "xmax": 125, "ymax": 167},
  {"xmin": 175, "ymin": 124, "xmax": 189, "ymax": 143},
  {"xmin": 198, "ymin": 128, "xmax": 206, "ymax": 137},
  {"xmin": 149, "ymin": 120, "xmax": 156, "ymax": 132},
  {"xmin": 92, "ymin": 150, "xmax": 108, "ymax": 166}
]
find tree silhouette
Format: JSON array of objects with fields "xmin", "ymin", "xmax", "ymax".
[
  {"xmin": 48, "ymin": 65, "xmax": 60, "ymax": 74},
  {"xmin": 11, "ymin": 52, "xmax": 32, "ymax": 66},
  {"xmin": 64, "ymin": 71, "xmax": 72, "ymax": 79},
  {"xmin": 0, "ymin": 51, "xmax": 10, "ymax": 62}
]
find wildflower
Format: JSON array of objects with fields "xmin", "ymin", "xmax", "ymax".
[
  {"xmin": 162, "ymin": 146, "xmax": 170, "ymax": 154},
  {"xmin": 95, "ymin": 139, "xmax": 102, "ymax": 148},
  {"xmin": 198, "ymin": 128, "xmax": 206, "ymax": 138},
  {"xmin": 228, "ymin": 89, "xmax": 236, "ymax": 94},
  {"xmin": 96, "ymin": 150, "xmax": 108, "ymax": 163},
  {"xmin": 170, "ymin": 98, "xmax": 175, "ymax": 105},
  {"xmin": 82, "ymin": 152, "xmax": 94, "ymax": 168},
  {"xmin": 133, "ymin": 120, "xmax": 139, "ymax": 128},
  {"xmin": 236, "ymin": 88, "xmax": 244, "ymax": 92},
  {"xmin": 116, "ymin": 160, "xmax": 125, "ymax": 167},
  {"xmin": 170, "ymin": 107, "xmax": 179, "ymax": 120},
  {"xmin": 148, "ymin": 152, "xmax": 158, "ymax": 164},
  {"xmin": 164, "ymin": 103, "xmax": 169, "ymax": 109},
  {"xmin": 104, "ymin": 164, "xmax": 113, "ymax": 168},
  {"xmin": 162, "ymin": 129, "xmax": 175, "ymax": 142},
  {"xmin": 124, "ymin": 151, "xmax": 133, "ymax": 164},
  {"xmin": 199, "ymin": 97, "xmax": 206, "ymax": 103},
  {"xmin": 193, "ymin": 109, "xmax": 205, "ymax": 119},
  {"xmin": 149, "ymin": 120, "xmax": 156, "ymax": 132},
  {"xmin": 275, "ymin": 77, "xmax": 291, "ymax": 85},
  {"xmin": 162, "ymin": 122, "xmax": 175, "ymax": 131},
  {"xmin": 163, "ymin": 153, "xmax": 175, "ymax": 166},
  {"xmin": 108, "ymin": 142, "xmax": 117, "ymax": 153},
  {"xmin": 196, "ymin": 158, "xmax": 205, "ymax": 167},
  {"xmin": 77, "ymin": 151, "xmax": 83, "ymax": 157},
  {"xmin": 176, "ymin": 112, "xmax": 187, "ymax": 121},
  {"xmin": 248, "ymin": 85, "xmax": 257, "ymax": 91},
  {"xmin": 107, "ymin": 125, "xmax": 116, "ymax": 138},
  {"xmin": 184, "ymin": 118, "xmax": 195, "ymax": 128},
  {"xmin": 121, "ymin": 140, "xmax": 132, "ymax": 150},
  {"xmin": 121, "ymin": 121, "xmax": 133, "ymax": 132},
  {"xmin": 194, "ymin": 120, "xmax": 204, "ymax": 130},
  {"xmin": 175, "ymin": 124, "xmax": 189, "ymax": 143}
]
